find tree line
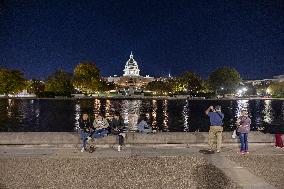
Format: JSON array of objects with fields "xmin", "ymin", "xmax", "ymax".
[
  {"xmin": 0, "ymin": 63, "xmax": 283, "ymax": 97},
  {"xmin": 0, "ymin": 62, "xmax": 115, "ymax": 97},
  {"xmin": 146, "ymin": 67, "xmax": 242, "ymax": 97}
]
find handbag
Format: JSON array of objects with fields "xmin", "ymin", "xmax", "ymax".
[
  {"xmin": 232, "ymin": 130, "xmax": 237, "ymax": 139},
  {"xmin": 232, "ymin": 129, "xmax": 240, "ymax": 139}
]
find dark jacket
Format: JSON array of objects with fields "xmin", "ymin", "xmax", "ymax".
[
  {"xmin": 79, "ymin": 119, "xmax": 92, "ymax": 133},
  {"xmin": 263, "ymin": 120, "xmax": 284, "ymax": 134},
  {"xmin": 108, "ymin": 117, "xmax": 124, "ymax": 134}
]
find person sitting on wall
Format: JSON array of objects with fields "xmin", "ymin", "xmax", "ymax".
[
  {"xmin": 137, "ymin": 113, "xmax": 152, "ymax": 134},
  {"xmin": 108, "ymin": 112, "xmax": 126, "ymax": 151},
  {"xmin": 78, "ymin": 112, "xmax": 92, "ymax": 152},
  {"xmin": 91, "ymin": 113, "xmax": 110, "ymax": 139}
]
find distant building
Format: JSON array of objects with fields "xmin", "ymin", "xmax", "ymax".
[
  {"xmin": 273, "ymin": 74, "xmax": 284, "ymax": 82},
  {"xmin": 243, "ymin": 79, "xmax": 276, "ymax": 86},
  {"xmin": 107, "ymin": 52, "xmax": 155, "ymax": 91},
  {"xmin": 243, "ymin": 74, "xmax": 284, "ymax": 86}
]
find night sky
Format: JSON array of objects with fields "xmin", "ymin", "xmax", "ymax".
[{"xmin": 0, "ymin": 0, "xmax": 283, "ymax": 80}]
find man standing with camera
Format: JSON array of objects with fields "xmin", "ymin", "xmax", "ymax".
[{"xmin": 205, "ymin": 105, "xmax": 224, "ymax": 153}]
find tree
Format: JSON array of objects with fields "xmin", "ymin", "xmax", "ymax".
[
  {"xmin": 145, "ymin": 80, "xmax": 171, "ymax": 94},
  {"xmin": 27, "ymin": 79, "xmax": 45, "ymax": 96},
  {"xmin": 0, "ymin": 68, "xmax": 26, "ymax": 95},
  {"xmin": 97, "ymin": 80, "xmax": 116, "ymax": 92},
  {"xmin": 200, "ymin": 80, "xmax": 214, "ymax": 93},
  {"xmin": 208, "ymin": 67, "xmax": 241, "ymax": 94},
  {"xmin": 168, "ymin": 78, "xmax": 185, "ymax": 93},
  {"xmin": 179, "ymin": 72, "xmax": 202, "ymax": 93},
  {"xmin": 73, "ymin": 62, "xmax": 101, "ymax": 93},
  {"xmin": 45, "ymin": 70, "xmax": 73, "ymax": 96},
  {"xmin": 267, "ymin": 82, "xmax": 284, "ymax": 97}
]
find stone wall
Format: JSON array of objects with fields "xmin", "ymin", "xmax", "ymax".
[{"xmin": 0, "ymin": 131, "xmax": 275, "ymax": 145}]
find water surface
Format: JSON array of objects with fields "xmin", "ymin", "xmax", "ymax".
[{"xmin": 0, "ymin": 99, "xmax": 283, "ymax": 132}]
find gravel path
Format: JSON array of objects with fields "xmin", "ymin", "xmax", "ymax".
[
  {"xmin": 0, "ymin": 156, "xmax": 239, "ymax": 189},
  {"xmin": 227, "ymin": 154, "xmax": 284, "ymax": 189}
]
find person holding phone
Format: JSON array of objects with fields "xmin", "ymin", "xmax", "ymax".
[{"xmin": 205, "ymin": 105, "xmax": 224, "ymax": 153}]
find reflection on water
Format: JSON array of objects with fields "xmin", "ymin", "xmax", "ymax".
[
  {"xmin": 162, "ymin": 100, "xmax": 169, "ymax": 131},
  {"xmin": 152, "ymin": 100, "xmax": 157, "ymax": 129},
  {"xmin": 236, "ymin": 100, "xmax": 249, "ymax": 117},
  {"xmin": 121, "ymin": 100, "xmax": 142, "ymax": 130},
  {"xmin": 7, "ymin": 99, "xmax": 13, "ymax": 118},
  {"xmin": 74, "ymin": 102, "xmax": 81, "ymax": 129},
  {"xmin": 105, "ymin": 99, "xmax": 111, "ymax": 119},
  {"xmin": 183, "ymin": 100, "xmax": 189, "ymax": 132},
  {"xmin": 0, "ymin": 99, "xmax": 283, "ymax": 132},
  {"xmin": 263, "ymin": 100, "xmax": 274, "ymax": 124},
  {"xmin": 93, "ymin": 99, "xmax": 101, "ymax": 117}
]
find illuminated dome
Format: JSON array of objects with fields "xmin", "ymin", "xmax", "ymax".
[{"xmin": 123, "ymin": 52, "xmax": 140, "ymax": 76}]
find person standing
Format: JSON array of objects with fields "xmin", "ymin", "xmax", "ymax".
[
  {"xmin": 78, "ymin": 113, "xmax": 92, "ymax": 152},
  {"xmin": 275, "ymin": 133, "xmax": 283, "ymax": 148},
  {"xmin": 205, "ymin": 105, "xmax": 224, "ymax": 153},
  {"xmin": 269, "ymin": 120, "xmax": 284, "ymax": 148},
  {"xmin": 236, "ymin": 110, "xmax": 251, "ymax": 154}
]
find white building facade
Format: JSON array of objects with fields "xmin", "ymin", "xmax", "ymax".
[{"xmin": 106, "ymin": 52, "xmax": 154, "ymax": 91}]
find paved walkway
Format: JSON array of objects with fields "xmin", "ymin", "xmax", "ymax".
[{"xmin": 0, "ymin": 144, "xmax": 283, "ymax": 189}]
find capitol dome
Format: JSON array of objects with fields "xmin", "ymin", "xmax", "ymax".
[{"xmin": 123, "ymin": 52, "xmax": 140, "ymax": 76}]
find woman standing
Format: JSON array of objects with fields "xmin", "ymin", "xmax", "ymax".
[
  {"xmin": 272, "ymin": 120, "xmax": 284, "ymax": 148},
  {"xmin": 236, "ymin": 110, "xmax": 251, "ymax": 155}
]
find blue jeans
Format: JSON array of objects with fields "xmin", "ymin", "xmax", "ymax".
[
  {"xmin": 91, "ymin": 129, "xmax": 109, "ymax": 138},
  {"xmin": 79, "ymin": 130, "xmax": 89, "ymax": 148},
  {"xmin": 239, "ymin": 133, "xmax": 248, "ymax": 152}
]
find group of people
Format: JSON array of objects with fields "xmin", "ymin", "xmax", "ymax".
[
  {"xmin": 78, "ymin": 112, "xmax": 153, "ymax": 152},
  {"xmin": 78, "ymin": 105, "xmax": 283, "ymax": 154},
  {"xmin": 78, "ymin": 112, "xmax": 125, "ymax": 152},
  {"xmin": 205, "ymin": 105, "xmax": 284, "ymax": 154},
  {"xmin": 205, "ymin": 105, "xmax": 251, "ymax": 154}
]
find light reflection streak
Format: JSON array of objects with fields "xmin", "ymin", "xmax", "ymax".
[
  {"xmin": 94, "ymin": 99, "xmax": 101, "ymax": 117},
  {"xmin": 105, "ymin": 99, "xmax": 111, "ymax": 119},
  {"xmin": 263, "ymin": 100, "xmax": 273, "ymax": 123},
  {"xmin": 121, "ymin": 100, "xmax": 141, "ymax": 130},
  {"xmin": 163, "ymin": 100, "xmax": 168, "ymax": 131},
  {"xmin": 183, "ymin": 100, "xmax": 189, "ymax": 132},
  {"xmin": 235, "ymin": 100, "xmax": 249, "ymax": 118},
  {"xmin": 74, "ymin": 102, "xmax": 81, "ymax": 129},
  {"xmin": 152, "ymin": 100, "xmax": 157, "ymax": 129},
  {"xmin": 7, "ymin": 98, "xmax": 12, "ymax": 118}
]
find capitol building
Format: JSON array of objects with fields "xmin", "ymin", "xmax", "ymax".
[{"xmin": 107, "ymin": 52, "xmax": 155, "ymax": 92}]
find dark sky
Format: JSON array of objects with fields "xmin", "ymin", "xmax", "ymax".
[{"xmin": 0, "ymin": 0, "xmax": 283, "ymax": 80}]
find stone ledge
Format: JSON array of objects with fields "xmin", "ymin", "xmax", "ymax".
[{"xmin": 0, "ymin": 131, "xmax": 275, "ymax": 145}]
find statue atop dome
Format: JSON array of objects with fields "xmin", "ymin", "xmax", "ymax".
[{"xmin": 123, "ymin": 52, "xmax": 140, "ymax": 76}]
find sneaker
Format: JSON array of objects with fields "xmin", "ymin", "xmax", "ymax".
[
  {"xmin": 246, "ymin": 151, "xmax": 249, "ymax": 154},
  {"xmin": 216, "ymin": 150, "xmax": 221, "ymax": 153},
  {"xmin": 241, "ymin": 151, "xmax": 245, "ymax": 155},
  {"xmin": 81, "ymin": 147, "xmax": 85, "ymax": 152},
  {"xmin": 117, "ymin": 145, "xmax": 121, "ymax": 152},
  {"xmin": 87, "ymin": 137, "xmax": 92, "ymax": 141}
]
